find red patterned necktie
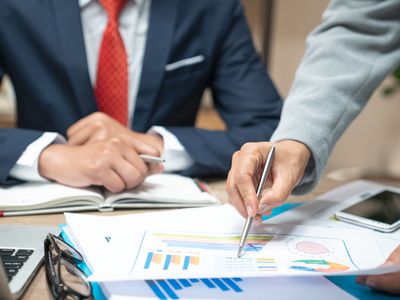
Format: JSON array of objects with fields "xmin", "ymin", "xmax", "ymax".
[{"xmin": 95, "ymin": 0, "xmax": 128, "ymax": 126}]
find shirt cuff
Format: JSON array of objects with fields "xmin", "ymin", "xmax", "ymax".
[
  {"xmin": 148, "ymin": 126, "xmax": 194, "ymax": 172},
  {"xmin": 9, "ymin": 132, "xmax": 66, "ymax": 182}
]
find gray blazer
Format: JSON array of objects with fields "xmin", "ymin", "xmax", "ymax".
[{"xmin": 271, "ymin": 0, "xmax": 400, "ymax": 194}]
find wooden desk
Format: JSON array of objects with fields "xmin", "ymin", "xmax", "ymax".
[{"xmin": 0, "ymin": 177, "xmax": 347, "ymax": 299}]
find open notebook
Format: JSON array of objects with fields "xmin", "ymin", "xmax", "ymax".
[{"xmin": 0, "ymin": 174, "xmax": 218, "ymax": 216}]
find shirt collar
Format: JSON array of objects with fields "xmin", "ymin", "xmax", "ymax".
[{"xmin": 78, "ymin": 0, "xmax": 144, "ymax": 9}]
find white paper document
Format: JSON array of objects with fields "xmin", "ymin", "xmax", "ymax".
[
  {"xmin": 264, "ymin": 180, "xmax": 400, "ymax": 255},
  {"xmin": 103, "ymin": 276, "xmax": 356, "ymax": 300},
  {"xmin": 64, "ymin": 204, "xmax": 400, "ymax": 282}
]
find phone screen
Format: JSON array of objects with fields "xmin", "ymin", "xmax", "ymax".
[{"xmin": 341, "ymin": 190, "xmax": 400, "ymax": 225}]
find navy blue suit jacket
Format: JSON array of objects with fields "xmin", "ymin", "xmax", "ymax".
[{"xmin": 0, "ymin": 0, "xmax": 282, "ymax": 183}]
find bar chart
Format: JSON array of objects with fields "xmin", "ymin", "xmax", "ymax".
[
  {"xmin": 145, "ymin": 277, "xmax": 244, "ymax": 300},
  {"xmin": 144, "ymin": 252, "xmax": 200, "ymax": 271}
]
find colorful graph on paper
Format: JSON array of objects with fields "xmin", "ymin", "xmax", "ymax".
[
  {"xmin": 131, "ymin": 230, "xmax": 357, "ymax": 279},
  {"xmin": 144, "ymin": 252, "xmax": 200, "ymax": 271},
  {"xmin": 151, "ymin": 232, "xmax": 272, "ymax": 252}
]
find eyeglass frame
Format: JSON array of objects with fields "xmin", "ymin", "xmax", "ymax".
[{"xmin": 44, "ymin": 233, "xmax": 92, "ymax": 300}]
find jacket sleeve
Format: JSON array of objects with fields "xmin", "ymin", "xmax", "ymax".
[
  {"xmin": 0, "ymin": 51, "xmax": 47, "ymax": 184},
  {"xmin": 0, "ymin": 55, "xmax": 3, "ymax": 82},
  {"xmin": 166, "ymin": 1, "xmax": 282, "ymax": 177},
  {"xmin": 271, "ymin": 0, "xmax": 400, "ymax": 194},
  {"xmin": 0, "ymin": 129, "xmax": 44, "ymax": 184}
]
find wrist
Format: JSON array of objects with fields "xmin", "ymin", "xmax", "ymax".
[
  {"xmin": 276, "ymin": 140, "xmax": 311, "ymax": 185},
  {"xmin": 277, "ymin": 139, "xmax": 311, "ymax": 162},
  {"xmin": 38, "ymin": 144, "xmax": 67, "ymax": 180}
]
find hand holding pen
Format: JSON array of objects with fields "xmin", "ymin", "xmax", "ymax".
[{"xmin": 237, "ymin": 145, "xmax": 275, "ymax": 257}]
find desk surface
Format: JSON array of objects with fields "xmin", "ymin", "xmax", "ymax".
[{"xmin": 0, "ymin": 177, "xmax": 391, "ymax": 300}]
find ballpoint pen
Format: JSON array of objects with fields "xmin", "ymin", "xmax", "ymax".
[
  {"xmin": 237, "ymin": 145, "xmax": 275, "ymax": 258},
  {"xmin": 139, "ymin": 154, "xmax": 165, "ymax": 164}
]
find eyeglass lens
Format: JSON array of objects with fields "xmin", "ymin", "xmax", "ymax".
[
  {"xmin": 52, "ymin": 235, "xmax": 83, "ymax": 261},
  {"xmin": 59, "ymin": 258, "xmax": 91, "ymax": 297}
]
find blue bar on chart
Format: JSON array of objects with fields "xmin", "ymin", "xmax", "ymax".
[
  {"xmin": 211, "ymin": 278, "xmax": 229, "ymax": 291},
  {"xmin": 222, "ymin": 278, "xmax": 243, "ymax": 292},
  {"xmin": 164, "ymin": 255, "xmax": 172, "ymax": 270},
  {"xmin": 145, "ymin": 277, "xmax": 244, "ymax": 300},
  {"xmin": 144, "ymin": 252, "xmax": 163, "ymax": 269},
  {"xmin": 183, "ymin": 256, "xmax": 190, "ymax": 270},
  {"xmin": 178, "ymin": 279, "xmax": 191, "ymax": 287},
  {"xmin": 156, "ymin": 280, "xmax": 179, "ymax": 299},
  {"xmin": 167, "ymin": 279, "xmax": 182, "ymax": 290},
  {"xmin": 200, "ymin": 278, "xmax": 215, "ymax": 288}
]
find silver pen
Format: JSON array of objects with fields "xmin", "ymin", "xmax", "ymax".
[
  {"xmin": 237, "ymin": 145, "xmax": 275, "ymax": 258},
  {"xmin": 139, "ymin": 154, "xmax": 165, "ymax": 164}
]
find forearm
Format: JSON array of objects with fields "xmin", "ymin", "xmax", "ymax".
[{"xmin": 272, "ymin": 0, "xmax": 400, "ymax": 194}]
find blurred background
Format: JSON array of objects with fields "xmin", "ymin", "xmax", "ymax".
[{"xmin": 1, "ymin": 0, "xmax": 400, "ymax": 181}]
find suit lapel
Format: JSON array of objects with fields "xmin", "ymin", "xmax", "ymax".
[
  {"xmin": 133, "ymin": 0, "xmax": 178, "ymax": 131},
  {"xmin": 49, "ymin": 0, "xmax": 97, "ymax": 118}
]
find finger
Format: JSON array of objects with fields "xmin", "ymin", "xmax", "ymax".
[
  {"xmin": 386, "ymin": 245, "xmax": 400, "ymax": 264},
  {"xmin": 68, "ymin": 125, "xmax": 97, "ymax": 145},
  {"xmin": 355, "ymin": 275, "xmax": 367, "ymax": 285},
  {"xmin": 225, "ymin": 152, "xmax": 238, "ymax": 198},
  {"xmin": 148, "ymin": 163, "xmax": 164, "ymax": 175},
  {"xmin": 234, "ymin": 145, "xmax": 266, "ymax": 217},
  {"xmin": 365, "ymin": 272, "xmax": 400, "ymax": 294},
  {"xmin": 254, "ymin": 215, "xmax": 263, "ymax": 226},
  {"xmin": 67, "ymin": 114, "xmax": 96, "ymax": 138},
  {"xmin": 111, "ymin": 155, "xmax": 146, "ymax": 190},
  {"xmin": 122, "ymin": 148, "xmax": 149, "ymax": 176},
  {"xmin": 120, "ymin": 134, "xmax": 160, "ymax": 157},
  {"xmin": 259, "ymin": 207, "xmax": 273, "ymax": 216},
  {"xmin": 226, "ymin": 154, "xmax": 248, "ymax": 218},
  {"xmin": 229, "ymin": 184, "xmax": 248, "ymax": 218},
  {"xmin": 99, "ymin": 169, "xmax": 126, "ymax": 193},
  {"xmin": 236, "ymin": 171, "xmax": 260, "ymax": 217},
  {"xmin": 258, "ymin": 168, "xmax": 295, "ymax": 210}
]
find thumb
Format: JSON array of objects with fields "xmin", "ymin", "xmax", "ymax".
[
  {"xmin": 386, "ymin": 245, "xmax": 400, "ymax": 264},
  {"xmin": 259, "ymin": 170, "xmax": 295, "ymax": 212}
]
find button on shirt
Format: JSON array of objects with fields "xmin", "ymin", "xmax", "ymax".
[{"xmin": 9, "ymin": 0, "xmax": 194, "ymax": 181}]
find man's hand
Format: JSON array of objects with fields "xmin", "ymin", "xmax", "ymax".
[
  {"xmin": 67, "ymin": 112, "xmax": 163, "ymax": 155},
  {"xmin": 226, "ymin": 140, "xmax": 311, "ymax": 221},
  {"xmin": 356, "ymin": 246, "xmax": 400, "ymax": 295},
  {"xmin": 39, "ymin": 135, "xmax": 163, "ymax": 193}
]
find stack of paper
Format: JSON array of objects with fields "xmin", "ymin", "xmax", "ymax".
[{"xmin": 62, "ymin": 203, "xmax": 400, "ymax": 298}]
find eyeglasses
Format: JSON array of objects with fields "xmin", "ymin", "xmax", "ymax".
[{"xmin": 44, "ymin": 233, "xmax": 92, "ymax": 300}]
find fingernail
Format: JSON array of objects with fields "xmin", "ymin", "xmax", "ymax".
[
  {"xmin": 366, "ymin": 278, "xmax": 378, "ymax": 289},
  {"xmin": 259, "ymin": 204, "xmax": 269, "ymax": 213},
  {"xmin": 246, "ymin": 205, "xmax": 254, "ymax": 217},
  {"xmin": 254, "ymin": 216, "xmax": 262, "ymax": 226},
  {"xmin": 262, "ymin": 209, "xmax": 273, "ymax": 216}
]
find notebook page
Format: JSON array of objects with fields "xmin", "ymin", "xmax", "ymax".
[
  {"xmin": 0, "ymin": 182, "xmax": 103, "ymax": 210},
  {"xmin": 104, "ymin": 174, "xmax": 217, "ymax": 205}
]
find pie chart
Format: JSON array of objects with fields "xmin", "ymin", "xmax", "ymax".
[
  {"xmin": 285, "ymin": 237, "xmax": 334, "ymax": 258},
  {"xmin": 295, "ymin": 240, "xmax": 330, "ymax": 255}
]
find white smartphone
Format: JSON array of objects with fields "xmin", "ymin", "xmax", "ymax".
[{"xmin": 335, "ymin": 190, "xmax": 400, "ymax": 233}]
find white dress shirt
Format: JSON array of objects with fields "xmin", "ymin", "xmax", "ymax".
[{"xmin": 9, "ymin": 0, "xmax": 193, "ymax": 181}]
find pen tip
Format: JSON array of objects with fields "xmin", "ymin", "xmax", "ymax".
[{"xmin": 237, "ymin": 248, "xmax": 242, "ymax": 258}]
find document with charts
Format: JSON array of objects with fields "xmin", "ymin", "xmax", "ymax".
[
  {"xmin": 64, "ymin": 205, "xmax": 400, "ymax": 282},
  {"xmin": 127, "ymin": 226, "xmax": 395, "ymax": 280}
]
